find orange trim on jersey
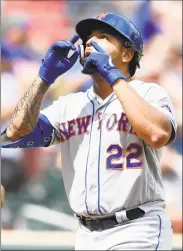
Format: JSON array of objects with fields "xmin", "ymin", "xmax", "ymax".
[
  {"xmin": 76, "ymin": 115, "xmax": 92, "ymax": 135},
  {"xmin": 106, "ymin": 144, "xmax": 124, "ymax": 170},
  {"xmin": 106, "ymin": 114, "xmax": 117, "ymax": 131},
  {"xmin": 97, "ymin": 112, "xmax": 103, "ymax": 130},
  {"xmin": 126, "ymin": 142, "xmax": 143, "ymax": 169},
  {"xmin": 117, "ymin": 112, "xmax": 129, "ymax": 132},
  {"xmin": 68, "ymin": 119, "xmax": 76, "ymax": 137}
]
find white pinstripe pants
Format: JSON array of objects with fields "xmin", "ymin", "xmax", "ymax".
[{"xmin": 75, "ymin": 214, "xmax": 172, "ymax": 250}]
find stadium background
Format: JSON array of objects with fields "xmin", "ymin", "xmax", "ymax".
[{"xmin": 1, "ymin": 0, "xmax": 182, "ymax": 250}]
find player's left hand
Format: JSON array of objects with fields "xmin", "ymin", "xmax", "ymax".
[
  {"xmin": 39, "ymin": 34, "xmax": 80, "ymax": 85},
  {"xmin": 83, "ymin": 40, "xmax": 126, "ymax": 86}
]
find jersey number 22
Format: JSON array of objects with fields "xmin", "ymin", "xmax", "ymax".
[{"xmin": 106, "ymin": 143, "xmax": 143, "ymax": 169}]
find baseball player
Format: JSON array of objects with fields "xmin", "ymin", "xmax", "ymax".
[{"xmin": 1, "ymin": 12, "xmax": 177, "ymax": 250}]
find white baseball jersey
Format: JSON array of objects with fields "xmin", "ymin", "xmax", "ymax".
[{"xmin": 41, "ymin": 79, "xmax": 177, "ymax": 216}]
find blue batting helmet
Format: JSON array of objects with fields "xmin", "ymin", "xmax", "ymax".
[{"xmin": 76, "ymin": 12, "xmax": 143, "ymax": 76}]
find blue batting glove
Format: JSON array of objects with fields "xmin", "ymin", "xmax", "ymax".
[
  {"xmin": 39, "ymin": 34, "xmax": 79, "ymax": 85},
  {"xmin": 83, "ymin": 40, "xmax": 126, "ymax": 87}
]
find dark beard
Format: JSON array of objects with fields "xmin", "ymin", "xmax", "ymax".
[
  {"xmin": 81, "ymin": 59, "xmax": 97, "ymax": 75},
  {"xmin": 81, "ymin": 66, "xmax": 97, "ymax": 75}
]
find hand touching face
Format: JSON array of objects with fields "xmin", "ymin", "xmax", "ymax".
[{"xmin": 84, "ymin": 30, "xmax": 123, "ymax": 66}]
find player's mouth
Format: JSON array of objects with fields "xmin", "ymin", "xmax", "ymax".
[
  {"xmin": 80, "ymin": 47, "xmax": 95, "ymax": 65},
  {"xmin": 81, "ymin": 49, "xmax": 91, "ymax": 64},
  {"xmin": 84, "ymin": 48, "xmax": 93, "ymax": 58}
]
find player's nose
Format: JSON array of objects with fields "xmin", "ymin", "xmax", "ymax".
[{"xmin": 86, "ymin": 36, "xmax": 98, "ymax": 48}]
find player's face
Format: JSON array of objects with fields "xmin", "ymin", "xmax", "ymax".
[{"xmin": 84, "ymin": 30, "xmax": 130, "ymax": 68}]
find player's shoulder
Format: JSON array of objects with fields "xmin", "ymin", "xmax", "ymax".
[
  {"xmin": 129, "ymin": 79, "xmax": 167, "ymax": 96},
  {"xmin": 129, "ymin": 78, "xmax": 162, "ymax": 90}
]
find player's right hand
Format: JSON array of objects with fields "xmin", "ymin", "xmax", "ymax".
[{"xmin": 39, "ymin": 34, "xmax": 79, "ymax": 85}]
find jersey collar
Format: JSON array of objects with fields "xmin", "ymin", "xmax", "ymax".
[{"xmin": 87, "ymin": 86, "xmax": 117, "ymax": 110}]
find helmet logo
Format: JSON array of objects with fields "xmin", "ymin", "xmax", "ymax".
[
  {"xmin": 97, "ymin": 12, "xmax": 108, "ymax": 20},
  {"xmin": 124, "ymin": 41, "xmax": 133, "ymax": 48}
]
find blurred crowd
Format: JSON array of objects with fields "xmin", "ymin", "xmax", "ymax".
[{"xmin": 1, "ymin": 0, "xmax": 182, "ymax": 234}]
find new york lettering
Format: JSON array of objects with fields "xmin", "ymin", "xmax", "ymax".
[{"xmin": 59, "ymin": 112, "xmax": 136, "ymax": 142}]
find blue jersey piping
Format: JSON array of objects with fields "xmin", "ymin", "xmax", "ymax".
[
  {"xmin": 155, "ymin": 215, "xmax": 162, "ymax": 250},
  {"xmin": 85, "ymin": 92, "xmax": 95, "ymax": 214}
]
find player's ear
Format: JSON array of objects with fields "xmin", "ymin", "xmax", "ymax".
[{"xmin": 121, "ymin": 48, "xmax": 134, "ymax": 63}]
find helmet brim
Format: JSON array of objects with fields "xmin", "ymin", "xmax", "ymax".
[
  {"xmin": 76, "ymin": 19, "xmax": 110, "ymax": 40},
  {"xmin": 75, "ymin": 18, "xmax": 141, "ymax": 53},
  {"xmin": 76, "ymin": 18, "xmax": 126, "ymax": 43}
]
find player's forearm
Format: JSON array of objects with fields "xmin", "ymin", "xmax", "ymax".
[
  {"xmin": 113, "ymin": 79, "xmax": 171, "ymax": 148},
  {"xmin": 1, "ymin": 106, "xmax": 16, "ymax": 121},
  {"xmin": 6, "ymin": 77, "xmax": 49, "ymax": 141}
]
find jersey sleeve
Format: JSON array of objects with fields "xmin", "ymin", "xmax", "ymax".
[
  {"xmin": 144, "ymin": 84, "xmax": 177, "ymax": 145},
  {"xmin": 40, "ymin": 95, "xmax": 68, "ymax": 144}
]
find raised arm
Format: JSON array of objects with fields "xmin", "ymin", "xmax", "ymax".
[
  {"xmin": 5, "ymin": 34, "xmax": 80, "ymax": 142},
  {"xmin": 7, "ymin": 77, "xmax": 48, "ymax": 140},
  {"xmin": 82, "ymin": 40, "xmax": 176, "ymax": 149},
  {"xmin": 112, "ymin": 80, "xmax": 173, "ymax": 148}
]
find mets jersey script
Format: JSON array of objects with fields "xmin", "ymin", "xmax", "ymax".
[{"xmin": 41, "ymin": 79, "xmax": 177, "ymax": 216}]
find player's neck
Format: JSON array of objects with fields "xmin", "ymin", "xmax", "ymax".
[
  {"xmin": 92, "ymin": 68, "xmax": 130, "ymax": 100},
  {"xmin": 93, "ymin": 75, "xmax": 113, "ymax": 100}
]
